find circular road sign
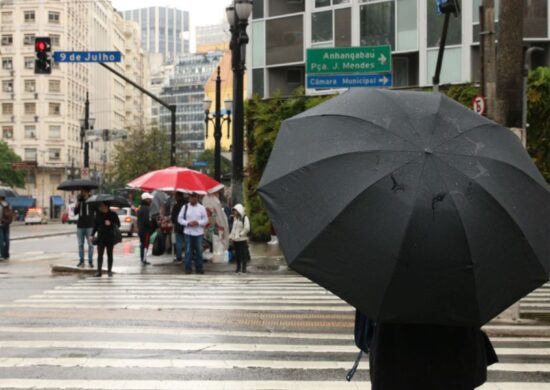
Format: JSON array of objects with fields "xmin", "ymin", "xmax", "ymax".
[{"xmin": 472, "ymin": 95, "xmax": 486, "ymax": 115}]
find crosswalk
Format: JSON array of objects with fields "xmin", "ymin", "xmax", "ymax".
[{"xmin": 0, "ymin": 275, "xmax": 549, "ymax": 389}]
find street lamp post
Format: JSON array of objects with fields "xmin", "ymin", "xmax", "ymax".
[
  {"xmin": 79, "ymin": 92, "xmax": 95, "ymax": 173},
  {"xmin": 226, "ymin": 0, "xmax": 252, "ymax": 205},
  {"xmin": 204, "ymin": 66, "xmax": 232, "ymax": 182}
]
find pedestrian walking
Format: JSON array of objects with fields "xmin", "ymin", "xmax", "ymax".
[
  {"xmin": 137, "ymin": 192, "xmax": 155, "ymax": 265},
  {"xmin": 74, "ymin": 189, "xmax": 95, "ymax": 267},
  {"xmin": 0, "ymin": 195, "xmax": 14, "ymax": 260},
  {"xmin": 177, "ymin": 192, "xmax": 208, "ymax": 274},
  {"xmin": 91, "ymin": 202, "xmax": 120, "ymax": 277},
  {"xmin": 229, "ymin": 204, "xmax": 250, "ymax": 274},
  {"xmin": 368, "ymin": 323, "xmax": 498, "ymax": 390},
  {"xmin": 170, "ymin": 192, "xmax": 186, "ymax": 263}
]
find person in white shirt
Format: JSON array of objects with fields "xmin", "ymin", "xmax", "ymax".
[
  {"xmin": 229, "ymin": 204, "xmax": 250, "ymax": 274},
  {"xmin": 178, "ymin": 192, "xmax": 208, "ymax": 274}
]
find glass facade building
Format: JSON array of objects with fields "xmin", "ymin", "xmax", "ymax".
[
  {"xmin": 249, "ymin": 0, "xmax": 550, "ymax": 97},
  {"xmin": 122, "ymin": 7, "xmax": 190, "ymax": 62},
  {"xmin": 152, "ymin": 52, "xmax": 224, "ymax": 157}
]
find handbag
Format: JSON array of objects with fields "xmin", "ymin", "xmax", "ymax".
[{"xmin": 113, "ymin": 225, "xmax": 122, "ymax": 245}]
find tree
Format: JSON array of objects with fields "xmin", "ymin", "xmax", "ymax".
[
  {"xmin": 0, "ymin": 141, "xmax": 25, "ymax": 188},
  {"xmin": 110, "ymin": 126, "xmax": 173, "ymax": 185},
  {"xmin": 194, "ymin": 149, "xmax": 231, "ymax": 182}
]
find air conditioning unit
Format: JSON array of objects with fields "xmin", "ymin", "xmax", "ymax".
[
  {"xmin": 34, "ymin": 93, "xmax": 38, "ymax": 99},
  {"xmin": 34, "ymin": 115, "xmax": 39, "ymax": 122},
  {"xmin": 10, "ymin": 116, "xmax": 15, "ymax": 123},
  {"xmin": 10, "ymin": 70, "xmax": 14, "ymax": 76}
]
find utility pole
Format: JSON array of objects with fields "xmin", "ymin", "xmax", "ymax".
[
  {"xmin": 480, "ymin": 0, "xmax": 497, "ymax": 119},
  {"xmin": 214, "ymin": 67, "xmax": 222, "ymax": 182},
  {"xmin": 83, "ymin": 93, "xmax": 90, "ymax": 169}
]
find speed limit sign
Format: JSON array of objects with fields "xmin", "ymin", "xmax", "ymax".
[{"xmin": 472, "ymin": 95, "xmax": 486, "ymax": 115}]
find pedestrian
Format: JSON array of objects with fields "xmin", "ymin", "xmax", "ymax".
[
  {"xmin": 74, "ymin": 189, "xmax": 95, "ymax": 267},
  {"xmin": 368, "ymin": 323, "xmax": 498, "ymax": 390},
  {"xmin": 170, "ymin": 191, "xmax": 186, "ymax": 263},
  {"xmin": 0, "ymin": 195, "xmax": 14, "ymax": 260},
  {"xmin": 137, "ymin": 192, "xmax": 155, "ymax": 265},
  {"xmin": 229, "ymin": 203, "xmax": 250, "ymax": 274},
  {"xmin": 178, "ymin": 192, "xmax": 208, "ymax": 274},
  {"xmin": 91, "ymin": 202, "xmax": 120, "ymax": 277}
]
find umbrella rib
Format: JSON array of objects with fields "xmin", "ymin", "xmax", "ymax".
[
  {"xmin": 435, "ymin": 156, "xmax": 549, "ymax": 279},
  {"xmin": 431, "ymin": 123, "xmax": 502, "ymax": 151}
]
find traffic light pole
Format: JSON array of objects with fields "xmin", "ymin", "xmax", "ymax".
[{"xmin": 98, "ymin": 62, "xmax": 177, "ymax": 166}]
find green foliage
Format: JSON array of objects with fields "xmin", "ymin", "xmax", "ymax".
[
  {"xmin": 194, "ymin": 149, "xmax": 232, "ymax": 184},
  {"xmin": 444, "ymin": 84, "xmax": 480, "ymax": 107},
  {"xmin": 527, "ymin": 67, "xmax": 550, "ymax": 181},
  {"xmin": 0, "ymin": 141, "xmax": 25, "ymax": 188},
  {"xmin": 244, "ymin": 88, "xmax": 333, "ymax": 241}
]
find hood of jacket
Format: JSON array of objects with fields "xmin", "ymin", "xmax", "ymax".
[{"xmin": 233, "ymin": 203, "xmax": 245, "ymax": 218}]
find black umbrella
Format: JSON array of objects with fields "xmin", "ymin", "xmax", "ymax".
[
  {"xmin": 57, "ymin": 179, "xmax": 99, "ymax": 191},
  {"xmin": 0, "ymin": 187, "xmax": 18, "ymax": 198},
  {"xmin": 86, "ymin": 194, "xmax": 130, "ymax": 208},
  {"xmin": 259, "ymin": 88, "xmax": 550, "ymax": 326}
]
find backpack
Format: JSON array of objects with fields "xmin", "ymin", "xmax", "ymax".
[
  {"xmin": 346, "ymin": 310, "xmax": 375, "ymax": 381},
  {"xmin": 1, "ymin": 203, "xmax": 14, "ymax": 225}
]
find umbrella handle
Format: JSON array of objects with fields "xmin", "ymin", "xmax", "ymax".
[{"xmin": 346, "ymin": 350, "xmax": 363, "ymax": 381}]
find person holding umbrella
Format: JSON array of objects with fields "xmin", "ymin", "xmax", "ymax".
[
  {"xmin": 0, "ymin": 193, "xmax": 13, "ymax": 260},
  {"xmin": 178, "ymin": 192, "xmax": 208, "ymax": 274},
  {"xmin": 137, "ymin": 193, "xmax": 155, "ymax": 265},
  {"xmin": 170, "ymin": 191, "xmax": 186, "ymax": 263},
  {"xmin": 91, "ymin": 201, "xmax": 120, "ymax": 277},
  {"xmin": 74, "ymin": 189, "xmax": 95, "ymax": 268}
]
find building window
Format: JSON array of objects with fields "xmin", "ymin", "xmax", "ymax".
[
  {"xmin": 428, "ymin": 0, "xmax": 462, "ymax": 47},
  {"xmin": 2, "ymin": 126, "xmax": 13, "ymax": 139},
  {"xmin": 397, "ymin": 0, "xmax": 418, "ymax": 51},
  {"xmin": 49, "ymin": 80, "xmax": 61, "ymax": 93},
  {"xmin": 1, "ymin": 12, "xmax": 13, "ymax": 24},
  {"xmin": 266, "ymin": 15, "xmax": 304, "ymax": 65},
  {"xmin": 253, "ymin": 0, "xmax": 264, "ymax": 18},
  {"xmin": 2, "ymin": 58, "xmax": 12, "ymax": 70},
  {"xmin": 360, "ymin": 0, "xmax": 395, "ymax": 49},
  {"xmin": 315, "ymin": 0, "xmax": 349, "ymax": 7},
  {"xmin": 268, "ymin": 0, "xmax": 304, "ymax": 17},
  {"xmin": 49, "ymin": 148, "xmax": 61, "ymax": 161},
  {"xmin": 427, "ymin": 47, "xmax": 462, "ymax": 83},
  {"xmin": 48, "ymin": 11, "xmax": 60, "ymax": 24},
  {"xmin": 252, "ymin": 68, "xmax": 264, "ymax": 97},
  {"xmin": 2, "ymin": 103, "xmax": 13, "ymax": 115},
  {"xmin": 49, "ymin": 102, "xmax": 61, "ymax": 116},
  {"xmin": 25, "ymin": 148, "xmax": 37, "ymax": 161},
  {"xmin": 24, "ymin": 10, "xmax": 35, "ymax": 23},
  {"xmin": 24, "ymin": 79, "xmax": 36, "ymax": 92},
  {"xmin": 1, "ymin": 35, "xmax": 13, "ymax": 46},
  {"xmin": 252, "ymin": 21, "xmax": 265, "ymax": 67},
  {"xmin": 335, "ymin": 8, "xmax": 352, "ymax": 47},
  {"xmin": 24, "ymin": 103, "xmax": 36, "ymax": 115},
  {"xmin": 24, "ymin": 57, "xmax": 34, "ymax": 69},
  {"xmin": 312, "ymin": 11, "xmax": 333, "ymax": 43},
  {"xmin": 23, "ymin": 34, "xmax": 35, "ymax": 46},
  {"xmin": 24, "ymin": 125, "xmax": 36, "ymax": 139},
  {"xmin": 2, "ymin": 80, "xmax": 13, "ymax": 92},
  {"xmin": 50, "ymin": 35, "xmax": 60, "ymax": 47},
  {"xmin": 524, "ymin": 0, "xmax": 548, "ymax": 38},
  {"xmin": 49, "ymin": 125, "xmax": 61, "ymax": 139}
]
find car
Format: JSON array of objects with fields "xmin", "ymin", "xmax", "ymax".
[
  {"xmin": 112, "ymin": 207, "xmax": 137, "ymax": 237},
  {"xmin": 67, "ymin": 203, "xmax": 78, "ymax": 224},
  {"xmin": 24, "ymin": 208, "xmax": 49, "ymax": 225}
]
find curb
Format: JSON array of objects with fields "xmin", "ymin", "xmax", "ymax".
[{"xmin": 12, "ymin": 231, "xmax": 74, "ymax": 241}]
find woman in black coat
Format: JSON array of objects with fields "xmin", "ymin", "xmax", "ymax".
[{"xmin": 92, "ymin": 202, "xmax": 120, "ymax": 277}]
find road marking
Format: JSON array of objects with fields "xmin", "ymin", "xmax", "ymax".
[{"xmin": 17, "ymin": 299, "xmax": 344, "ymax": 305}]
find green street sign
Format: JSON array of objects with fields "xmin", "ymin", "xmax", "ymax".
[{"xmin": 306, "ymin": 46, "xmax": 392, "ymax": 75}]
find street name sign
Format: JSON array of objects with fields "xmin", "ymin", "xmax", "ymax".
[
  {"xmin": 192, "ymin": 160, "xmax": 208, "ymax": 168},
  {"xmin": 307, "ymin": 73, "xmax": 393, "ymax": 89},
  {"xmin": 11, "ymin": 161, "xmax": 37, "ymax": 170},
  {"xmin": 306, "ymin": 46, "xmax": 392, "ymax": 75},
  {"xmin": 53, "ymin": 51, "xmax": 122, "ymax": 63}
]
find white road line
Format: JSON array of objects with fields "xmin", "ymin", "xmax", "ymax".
[
  {"xmin": 42, "ymin": 290, "xmax": 335, "ymax": 296},
  {"xmin": 479, "ymin": 384, "xmax": 550, "ymax": 390},
  {"xmin": 0, "ymin": 379, "xmax": 370, "ymax": 390},
  {"xmin": 32, "ymin": 294, "xmax": 340, "ymax": 299},
  {"xmin": 16, "ymin": 299, "xmax": 345, "ymax": 305},
  {"xmin": 0, "ymin": 326, "xmax": 353, "ymax": 340}
]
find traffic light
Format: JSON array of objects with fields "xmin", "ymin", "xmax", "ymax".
[
  {"xmin": 34, "ymin": 37, "xmax": 51, "ymax": 74},
  {"xmin": 438, "ymin": 0, "xmax": 460, "ymax": 16}
]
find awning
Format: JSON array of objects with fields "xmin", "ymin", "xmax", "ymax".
[
  {"xmin": 50, "ymin": 195, "xmax": 64, "ymax": 207},
  {"xmin": 6, "ymin": 196, "xmax": 35, "ymax": 208}
]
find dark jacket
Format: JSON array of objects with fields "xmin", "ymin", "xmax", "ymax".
[
  {"xmin": 137, "ymin": 201, "xmax": 155, "ymax": 234},
  {"xmin": 92, "ymin": 210, "xmax": 120, "ymax": 246},
  {"xmin": 171, "ymin": 199, "xmax": 185, "ymax": 234},
  {"xmin": 75, "ymin": 198, "xmax": 95, "ymax": 228},
  {"xmin": 369, "ymin": 323, "xmax": 498, "ymax": 390}
]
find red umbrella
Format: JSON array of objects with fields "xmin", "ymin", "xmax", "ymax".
[{"xmin": 127, "ymin": 167, "xmax": 224, "ymax": 195}]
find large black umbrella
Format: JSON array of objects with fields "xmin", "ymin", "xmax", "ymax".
[
  {"xmin": 57, "ymin": 179, "xmax": 98, "ymax": 191},
  {"xmin": 86, "ymin": 194, "xmax": 130, "ymax": 208},
  {"xmin": 259, "ymin": 88, "xmax": 550, "ymax": 326}
]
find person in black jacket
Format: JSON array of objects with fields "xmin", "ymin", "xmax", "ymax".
[
  {"xmin": 137, "ymin": 193, "xmax": 155, "ymax": 265},
  {"xmin": 368, "ymin": 323, "xmax": 498, "ymax": 390},
  {"xmin": 171, "ymin": 191, "xmax": 186, "ymax": 263},
  {"xmin": 74, "ymin": 189, "xmax": 95, "ymax": 267},
  {"xmin": 91, "ymin": 202, "xmax": 120, "ymax": 277}
]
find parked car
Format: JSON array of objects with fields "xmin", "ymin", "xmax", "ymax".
[
  {"xmin": 112, "ymin": 207, "xmax": 137, "ymax": 237},
  {"xmin": 67, "ymin": 203, "xmax": 78, "ymax": 224},
  {"xmin": 24, "ymin": 208, "xmax": 49, "ymax": 225}
]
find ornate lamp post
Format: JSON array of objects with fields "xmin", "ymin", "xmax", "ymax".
[{"xmin": 226, "ymin": 0, "xmax": 252, "ymax": 204}]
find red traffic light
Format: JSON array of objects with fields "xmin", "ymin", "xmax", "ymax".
[{"xmin": 36, "ymin": 41, "xmax": 46, "ymax": 51}]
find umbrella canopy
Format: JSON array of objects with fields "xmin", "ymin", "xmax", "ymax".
[
  {"xmin": 57, "ymin": 179, "xmax": 98, "ymax": 191},
  {"xmin": 86, "ymin": 194, "xmax": 130, "ymax": 208},
  {"xmin": 0, "ymin": 187, "xmax": 18, "ymax": 198},
  {"xmin": 127, "ymin": 166, "xmax": 224, "ymax": 195},
  {"xmin": 259, "ymin": 88, "xmax": 550, "ymax": 326}
]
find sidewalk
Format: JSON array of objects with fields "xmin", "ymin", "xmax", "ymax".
[{"xmin": 11, "ymin": 222, "xmax": 75, "ymax": 241}]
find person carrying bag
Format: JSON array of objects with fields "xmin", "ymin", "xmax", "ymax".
[{"xmin": 91, "ymin": 202, "xmax": 121, "ymax": 277}]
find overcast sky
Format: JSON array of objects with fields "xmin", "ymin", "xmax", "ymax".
[{"xmin": 112, "ymin": 0, "xmax": 229, "ymax": 27}]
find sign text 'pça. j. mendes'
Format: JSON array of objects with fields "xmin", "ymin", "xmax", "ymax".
[
  {"xmin": 306, "ymin": 46, "xmax": 392, "ymax": 75},
  {"xmin": 52, "ymin": 51, "xmax": 122, "ymax": 63}
]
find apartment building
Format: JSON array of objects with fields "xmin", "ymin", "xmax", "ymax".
[{"xmin": 248, "ymin": 0, "xmax": 550, "ymax": 98}]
